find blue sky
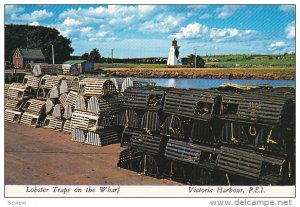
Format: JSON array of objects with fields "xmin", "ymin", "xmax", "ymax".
[{"xmin": 5, "ymin": 4, "xmax": 295, "ymax": 58}]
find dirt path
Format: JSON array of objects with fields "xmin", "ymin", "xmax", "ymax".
[{"xmin": 5, "ymin": 122, "xmax": 179, "ymax": 185}]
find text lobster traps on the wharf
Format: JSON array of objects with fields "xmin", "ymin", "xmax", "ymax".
[{"xmin": 4, "ymin": 73, "xmax": 295, "ymax": 185}]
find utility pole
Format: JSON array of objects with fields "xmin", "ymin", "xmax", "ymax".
[
  {"xmin": 52, "ymin": 44, "xmax": 55, "ymax": 64},
  {"xmin": 111, "ymin": 49, "xmax": 114, "ymax": 64},
  {"xmin": 194, "ymin": 48, "xmax": 197, "ymax": 68}
]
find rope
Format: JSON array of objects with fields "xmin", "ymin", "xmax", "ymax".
[
  {"xmin": 249, "ymin": 126, "xmax": 257, "ymax": 136},
  {"xmin": 143, "ymin": 111, "xmax": 150, "ymax": 134},
  {"xmin": 169, "ymin": 115, "xmax": 175, "ymax": 134},
  {"xmin": 230, "ymin": 122, "xmax": 237, "ymax": 144},
  {"xmin": 124, "ymin": 110, "xmax": 129, "ymax": 128},
  {"xmin": 226, "ymin": 173, "xmax": 231, "ymax": 186},
  {"xmin": 267, "ymin": 129, "xmax": 277, "ymax": 144}
]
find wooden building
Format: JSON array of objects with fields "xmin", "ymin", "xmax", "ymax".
[
  {"xmin": 62, "ymin": 60, "xmax": 94, "ymax": 75},
  {"xmin": 13, "ymin": 48, "xmax": 45, "ymax": 69}
]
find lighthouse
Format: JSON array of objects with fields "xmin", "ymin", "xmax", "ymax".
[{"xmin": 167, "ymin": 38, "xmax": 182, "ymax": 66}]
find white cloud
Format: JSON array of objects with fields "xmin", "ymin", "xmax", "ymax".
[
  {"xmin": 269, "ymin": 41, "xmax": 287, "ymax": 48},
  {"xmin": 138, "ymin": 5, "xmax": 156, "ymax": 14},
  {"xmin": 173, "ymin": 23, "xmax": 209, "ymax": 39},
  {"xmin": 139, "ymin": 13, "xmax": 186, "ymax": 33},
  {"xmin": 215, "ymin": 5, "xmax": 241, "ymax": 19},
  {"xmin": 96, "ymin": 31, "xmax": 109, "ymax": 37},
  {"xmin": 29, "ymin": 21, "xmax": 39, "ymax": 26},
  {"xmin": 62, "ymin": 17, "xmax": 82, "ymax": 27},
  {"xmin": 279, "ymin": 5, "xmax": 295, "ymax": 12},
  {"xmin": 172, "ymin": 22, "xmax": 258, "ymax": 42},
  {"xmin": 210, "ymin": 28, "xmax": 257, "ymax": 42},
  {"xmin": 5, "ymin": 5, "xmax": 24, "ymax": 14},
  {"xmin": 59, "ymin": 29, "xmax": 72, "ymax": 37},
  {"xmin": 11, "ymin": 9, "xmax": 53, "ymax": 22},
  {"xmin": 268, "ymin": 41, "xmax": 292, "ymax": 54},
  {"xmin": 80, "ymin": 27, "xmax": 92, "ymax": 34},
  {"xmin": 199, "ymin": 13, "xmax": 212, "ymax": 20},
  {"xmin": 285, "ymin": 21, "xmax": 295, "ymax": 39}
]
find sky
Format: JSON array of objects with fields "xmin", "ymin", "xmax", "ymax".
[{"xmin": 4, "ymin": 4, "xmax": 296, "ymax": 58}]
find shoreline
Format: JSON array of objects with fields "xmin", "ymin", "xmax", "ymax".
[{"xmin": 103, "ymin": 68, "xmax": 295, "ymax": 80}]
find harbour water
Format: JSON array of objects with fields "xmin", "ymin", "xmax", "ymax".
[{"xmin": 153, "ymin": 78, "xmax": 295, "ymax": 89}]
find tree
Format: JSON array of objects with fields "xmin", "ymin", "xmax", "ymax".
[
  {"xmin": 182, "ymin": 54, "xmax": 205, "ymax": 68},
  {"xmin": 89, "ymin": 48, "xmax": 101, "ymax": 63},
  {"xmin": 81, "ymin": 53, "xmax": 90, "ymax": 60},
  {"xmin": 5, "ymin": 24, "xmax": 74, "ymax": 63}
]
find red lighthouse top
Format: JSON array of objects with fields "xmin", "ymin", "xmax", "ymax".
[{"xmin": 172, "ymin": 38, "xmax": 177, "ymax": 47}]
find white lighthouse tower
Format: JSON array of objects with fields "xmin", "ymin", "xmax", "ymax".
[{"xmin": 167, "ymin": 38, "xmax": 182, "ymax": 66}]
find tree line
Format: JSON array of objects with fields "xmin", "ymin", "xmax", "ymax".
[
  {"xmin": 5, "ymin": 24, "xmax": 73, "ymax": 64},
  {"xmin": 79, "ymin": 48, "xmax": 205, "ymax": 68}
]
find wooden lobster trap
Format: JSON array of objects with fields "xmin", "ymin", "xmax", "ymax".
[
  {"xmin": 65, "ymin": 91, "xmax": 79, "ymax": 107},
  {"xmin": 5, "ymin": 109, "xmax": 23, "ymax": 123},
  {"xmin": 111, "ymin": 78, "xmax": 124, "ymax": 93},
  {"xmin": 43, "ymin": 115, "xmax": 64, "ymax": 131},
  {"xmin": 85, "ymin": 128, "xmax": 120, "ymax": 147},
  {"xmin": 123, "ymin": 87, "xmax": 165, "ymax": 111},
  {"xmin": 71, "ymin": 110, "xmax": 110, "ymax": 131},
  {"xmin": 23, "ymin": 74, "xmax": 41, "ymax": 90},
  {"xmin": 5, "ymin": 99, "xmax": 25, "ymax": 111},
  {"xmin": 75, "ymin": 95, "xmax": 88, "ymax": 111},
  {"xmin": 64, "ymin": 76, "xmax": 82, "ymax": 92},
  {"xmin": 87, "ymin": 96, "xmax": 121, "ymax": 115},
  {"xmin": 20, "ymin": 99, "xmax": 46, "ymax": 127},
  {"xmin": 163, "ymin": 89, "xmax": 221, "ymax": 122},
  {"xmin": 119, "ymin": 109, "xmax": 139, "ymax": 129},
  {"xmin": 38, "ymin": 75, "xmax": 66, "ymax": 90},
  {"xmin": 218, "ymin": 90, "xmax": 295, "ymax": 151},
  {"xmin": 216, "ymin": 146, "xmax": 286, "ymax": 185},
  {"xmin": 161, "ymin": 114, "xmax": 185, "ymax": 139},
  {"xmin": 140, "ymin": 111, "xmax": 161, "ymax": 134},
  {"xmin": 7, "ymin": 83, "xmax": 34, "ymax": 101},
  {"xmin": 20, "ymin": 112, "xmax": 43, "ymax": 128},
  {"xmin": 63, "ymin": 120, "xmax": 74, "ymax": 134},
  {"xmin": 164, "ymin": 139, "xmax": 220, "ymax": 184},
  {"xmin": 71, "ymin": 128, "xmax": 86, "ymax": 143},
  {"xmin": 79, "ymin": 78, "xmax": 116, "ymax": 97},
  {"xmin": 22, "ymin": 99, "xmax": 46, "ymax": 115},
  {"xmin": 218, "ymin": 91, "xmax": 294, "ymax": 127}
]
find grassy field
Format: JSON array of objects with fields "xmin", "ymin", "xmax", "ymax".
[{"xmin": 203, "ymin": 54, "xmax": 295, "ymax": 66}]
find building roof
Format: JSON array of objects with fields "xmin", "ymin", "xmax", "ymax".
[
  {"xmin": 63, "ymin": 60, "xmax": 89, "ymax": 65},
  {"xmin": 18, "ymin": 48, "xmax": 45, "ymax": 59}
]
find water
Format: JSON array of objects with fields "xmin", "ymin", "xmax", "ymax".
[{"xmin": 153, "ymin": 78, "xmax": 295, "ymax": 89}]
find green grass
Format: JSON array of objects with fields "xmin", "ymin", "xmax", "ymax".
[{"xmin": 203, "ymin": 54, "xmax": 295, "ymax": 66}]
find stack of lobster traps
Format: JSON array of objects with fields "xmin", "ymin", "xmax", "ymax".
[
  {"xmin": 117, "ymin": 86, "xmax": 168, "ymax": 176},
  {"xmin": 111, "ymin": 77, "xmax": 155, "ymax": 93},
  {"xmin": 5, "ymin": 83, "xmax": 34, "ymax": 124},
  {"xmin": 215, "ymin": 87, "xmax": 295, "ymax": 185},
  {"xmin": 70, "ymin": 78, "xmax": 121, "ymax": 147},
  {"xmin": 160, "ymin": 88, "xmax": 222, "ymax": 184},
  {"xmin": 117, "ymin": 85, "xmax": 295, "ymax": 185}
]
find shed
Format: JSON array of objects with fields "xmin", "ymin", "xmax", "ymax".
[
  {"xmin": 13, "ymin": 48, "xmax": 45, "ymax": 69},
  {"xmin": 62, "ymin": 60, "xmax": 94, "ymax": 75}
]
